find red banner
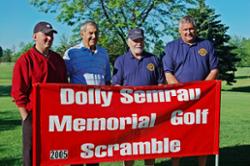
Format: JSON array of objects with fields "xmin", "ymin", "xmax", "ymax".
[{"xmin": 32, "ymin": 80, "xmax": 221, "ymax": 166}]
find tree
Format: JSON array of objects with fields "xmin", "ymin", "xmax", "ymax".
[
  {"xmin": 0, "ymin": 49, "xmax": 13, "ymax": 62},
  {"xmin": 12, "ymin": 42, "xmax": 33, "ymax": 62},
  {"xmin": 30, "ymin": 0, "xmax": 198, "ymax": 62},
  {"xmin": 0, "ymin": 46, "xmax": 2, "ymax": 58},
  {"xmin": 238, "ymin": 38, "xmax": 250, "ymax": 67},
  {"xmin": 230, "ymin": 36, "xmax": 250, "ymax": 67},
  {"xmin": 55, "ymin": 34, "xmax": 75, "ymax": 56},
  {"xmin": 186, "ymin": 0, "xmax": 240, "ymax": 85}
]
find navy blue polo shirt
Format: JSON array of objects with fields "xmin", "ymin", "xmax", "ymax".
[
  {"xmin": 162, "ymin": 38, "xmax": 218, "ymax": 83},
  {"xmin": 112, "ymin": 50, "xmax": 164, "ymax": 86}
]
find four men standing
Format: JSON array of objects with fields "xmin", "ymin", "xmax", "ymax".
[{"xmin": 11, "ymin": 16, "xmax": 218, "ymax": 166}]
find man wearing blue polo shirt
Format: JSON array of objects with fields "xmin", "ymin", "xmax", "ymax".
[
  {"xmin": 63, "ymin": 21, "xmax": 111, "ymax": 166},
  {"xmin": 162, "ymin": 16, "xmax": 218, "ymax": 166},
  {"xmin": 64, "ymin": 21, "xmax": 111, "ymax": 85},
  {"xmin": 112, "ymin": 28, "xmax": 164, "ymax": 166}
]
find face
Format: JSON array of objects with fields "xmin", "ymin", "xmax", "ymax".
[
  {"xmin": 33, "ymin": 31, "xmax": 54, "ymax": 51},
  {"xmin": 128, "ymin": 38, "xmax": 144, "ymax": 57},
  {"xmin": 81, "ymin": 24, "xmax": 98, "ymax": 48},
  {"xmin": 179, "ymin": 22, "xmax": 197, "ymax": 44}
]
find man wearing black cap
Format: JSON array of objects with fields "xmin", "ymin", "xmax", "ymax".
[
  {"xmin": 11, "ymin": 21, "xmax": 68, "ymax": 166},
  {"xmin": 112, "ymin": 28, "xmax": 164, "ymax": 166}
]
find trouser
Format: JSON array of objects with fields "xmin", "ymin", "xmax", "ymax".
[
  {"xmin": 22, "ymin": 112, "xmax": 32, "ymax": 166},
  {"xmin": 124, "ymin": 159, "xmax": 155, "ymax": 166}
]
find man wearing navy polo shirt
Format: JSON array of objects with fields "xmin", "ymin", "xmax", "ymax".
[
  {"xmin": 112, "ymin": 28, "xmax": 164, "ymax": 166},
  {"xmin": 64, "ymin": 21, "xmax": 111, "ymax": 86},
  {"xmin": 162, "ymin": 16, "xmax": 218, "ymax": 166}
]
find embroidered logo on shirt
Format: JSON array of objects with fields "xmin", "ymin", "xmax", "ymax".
[
  {"xmin": 198, "ymin": 48, "xmax": 208, "ymax": 56},
  {"xmin": 147, "ymin": 63, "xmax": 155, "ymax": 71}
]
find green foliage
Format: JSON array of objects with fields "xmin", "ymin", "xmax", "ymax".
[
  {"xmin": 12, "ymin": 42, "xmax": 33, "ymax": 62},
  {"xmin": 29, "ymin": 0, "xmax": 242, "ymax": 84},
  {"xmin": 230, "ymin": 36, "xmax": 250, "ymax": 67},
  {"xmin": 55, "ymin": 34, "xmax": 75, "ymax": 56},
  {"xmin": 0, "ymin": 43, "xmax": 33, "ymax": 63},
  {"xmin": 0, "ymin": 46, "xmax": 3, "ymax": 57},
  {"xmin": 152, "ymin": 39, "xmax": 165, "ymax": 57},
  {"xmin": 29, "ymin": 0, "xmax": 198, "ymax": 60},
  {"xmin": 0, "ymin": 49, "xmax": 14, "ymax": 63},
  {"xmin": 186, "ymin": 0, "xmax": 240, "ymax": 85}
]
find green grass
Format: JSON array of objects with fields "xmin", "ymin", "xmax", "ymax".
[
  {"xmin": 0, "ymin": 97, "xmax": 22, "ymax": 165},
  {"xmin": 0, "ymin": 63, "xmax": 13, "ymax": 85},
  {"xmin": 222, "ymin": 67, "xmax": 250, "ymax": 91},
  {"xmin": 0, "ymin": 63, "xmax": 250, "ymax": 165},
  {"xmin": 220, "ymin": 91, "xmax": 250, "ymax": 146}
]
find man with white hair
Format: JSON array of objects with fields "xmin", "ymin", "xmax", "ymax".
[
  {"xmin": 64, "ymin": 20, "xmax": 111, "ymax": 85},
  {"xmin": 112, "ymin": 27, "xmax": 164, "ymax": 166}
]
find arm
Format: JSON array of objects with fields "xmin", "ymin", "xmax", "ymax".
[
  {"xmin": 205, "ymin": 69, "xmax": 219, "ymax": 80},
  {"xmin": 63, "ymin": 49, "xmax": 73, "ymax": 81},
  {"xmin": 162, "ymin": 42, "xmax": 178, "ymax": 84},
  {"xmin": 112, "ymin": 56, "xmax": 124, "ymax": 85},
  {"xmin": 11, "ymin": 56, "xmax": 31, "ymax": 118},
  {"xmin": 165, "ymin": 72, "xmax": 179, "ymax": 84},
  {"xmin": 105, "ymin": 52, "xmax": 111, "ymax": 85}
]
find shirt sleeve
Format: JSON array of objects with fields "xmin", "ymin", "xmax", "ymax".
[
  {"xmin": 112, "ymin": 56, "xmax": 124, "ymax": 85},
  {"xmin": 104, "ymin": 51, "xmax": 111, "ymax": 83},
  {"xmin": 11, "ymin": 57, "xmax": 31, "ymax": 108},
  {"xmin": 63, "ymin": 49, "xmax": 73, "ymax": 77},
  {"xmin": 162, "ymin": 43, "xmax": 175, "ymax": 73}
]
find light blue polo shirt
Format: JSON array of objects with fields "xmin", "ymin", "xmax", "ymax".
[
  {"xmin": 162, "ymin": 38, "xmax": 218, "ymax": 83},
  {"xmin": 63, "ymin": 43, "xmax": 111, "ymax": 85}
]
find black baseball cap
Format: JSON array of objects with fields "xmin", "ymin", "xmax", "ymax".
[
  {"xmin": 128, "ymin": 28, "xmax": 144, "ymax": 40},
  {"xmin": 33, "ymin": 21, "xmax": 57, "ymax": 34}
]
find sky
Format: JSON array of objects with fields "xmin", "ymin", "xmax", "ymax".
[{"xmin": 0, "ymin": 0, "xmax": 250, "ymax": 50}]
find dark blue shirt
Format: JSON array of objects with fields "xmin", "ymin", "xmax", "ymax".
[
  {"xmin": 162, "ymin": 38, "xmax": 218, "ymax": 83},
  {"xmin": 112, "ymin": 50, "xmax": 164, "ymax": 86}
]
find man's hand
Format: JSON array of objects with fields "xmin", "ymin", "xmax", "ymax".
[
  {"xmin": 165, "ymin": 72, "xmax": 179, "ymax": 84},
  {"xmin": 18, "ymin": 107, "xmax": 28, "ymax": 121},
  {"xmin": 205, "ymin": 69, "xmax": 219, "ymax": 80}
]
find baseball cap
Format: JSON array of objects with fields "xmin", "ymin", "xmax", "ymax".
[
  {"xmin": 33, "ymin": 21, "xmax": 57, "ymax": 34},
  {"xmin": 128, "ymin": 28, "xmax": 144, "ymax": 40}
]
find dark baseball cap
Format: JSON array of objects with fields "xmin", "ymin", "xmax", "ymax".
[
  {"xmin": 128, "ymin": 28, "xmax": 144, "ymax": 40},
  {"xmin": 33, "ymin": 21, "xmax": 57, "ymax": 34}
]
